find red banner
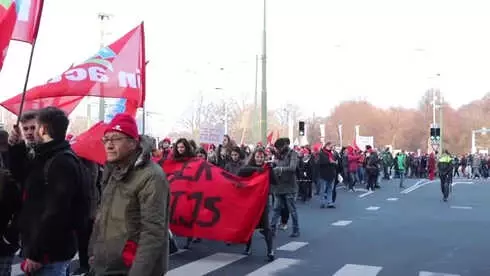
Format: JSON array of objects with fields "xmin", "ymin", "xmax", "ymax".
[
  {"xmin": 163, "ymin": 158, "xmax": 269, "ymax": 243},
  {"xmin": 11, "ymin": 0, "xmax": 44, "ymax": 43},
  {"xmin": 0, "ymin": 0, "xmax": 17, "ymax": 71},
  {"xmin": 1, "ymin": 22, "xmax": 146, "ymax": 112}
]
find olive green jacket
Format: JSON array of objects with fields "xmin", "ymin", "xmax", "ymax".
[{"xmin": 89, "ymin": 136, "xmax": 170, "ymax": 276}]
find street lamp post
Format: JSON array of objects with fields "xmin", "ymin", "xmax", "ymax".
[{"xmin": 260, "ymin": 0, "xmax": 268, "ymax": 144}]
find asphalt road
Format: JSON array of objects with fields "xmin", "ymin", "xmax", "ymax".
[{"xmin": 10, "ymin": 177, "xmax": 490, "ymax": 275}]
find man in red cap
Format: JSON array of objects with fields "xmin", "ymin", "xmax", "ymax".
[{"xmin": 89, "ymin": 113, "xmax": 170, "ymax": 276}]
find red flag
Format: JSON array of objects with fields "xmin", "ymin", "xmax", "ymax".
[
  {"xmin": 162, "ymin": 158, "xmax": 269, "ymax": 243},
  {"xmin": 70, "ymin": 121, "xmax": 107, "ymax": 165},
  {"xmin": 2, "ymin": 95, "xmax": 84, "ymax": 116},
  {"xmin": 2, "ymin": 23, "xmax": 146, "ymax": 109},
  {"xmin": 11, "ymin": 0, "xmax": 43, "ymax": 43},
  {"xmin": 0, "ymin": 0, "xmax": 17, "ymax": 71},
  {"xmin": 1, "ymin": 63, "xmax": 85, "ymax": 115}
]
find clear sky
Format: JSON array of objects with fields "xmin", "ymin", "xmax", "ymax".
[{"xmin": 1, "ymin": 0, "xmax": 490, "ymax": 136}]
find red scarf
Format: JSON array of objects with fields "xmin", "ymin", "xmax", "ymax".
[{"xmin": 322, "ymin": 149, "xmax": 335, "ymax": 162}]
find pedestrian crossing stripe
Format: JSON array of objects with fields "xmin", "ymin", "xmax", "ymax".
[
  {"xmin": 333, "ymin": 264, "xmax": 383, "ymax": 276},
  {"xmin": 276, "ymin": 241, "xmax": 308, "ymax": 251},
  {"xmin": 419, "ymin": 271, "xmax": 460, "ymax": 276},
  {"xmin": 166, "ymin": 252, "xmax": 246, "ymax": 276}
]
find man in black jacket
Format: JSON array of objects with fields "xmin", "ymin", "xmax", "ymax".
[
  {"xmin": 9, "ymin": 107, "xmax": 83, "ymax": 275},
  {"xmin": 317, "ymin": 142, "xmax": 338, "ymax": 208}
]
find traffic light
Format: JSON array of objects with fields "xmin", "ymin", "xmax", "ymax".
[
  {"xmin": 430, "ymin": 127, "xmax": 441, "ymax": 143},
  {"xmin": 299, "ymin": 121, "xmax": 305, "ymax": 136}
]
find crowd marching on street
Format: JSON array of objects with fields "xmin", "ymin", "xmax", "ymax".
[{"xmin": 0, "ymin": 106, "xmax": 488, "ymax": 276}]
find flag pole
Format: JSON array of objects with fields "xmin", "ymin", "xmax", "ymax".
[
  {"xmin": 16, "ymin": 40, "xmax": 37, "ymax": 124},
  {"xmin": 141, "ymin": 60, "xmax": 149, "ymax": 135}
]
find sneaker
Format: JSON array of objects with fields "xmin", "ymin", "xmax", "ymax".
[
  {"xmin": 289, "ymin": 232, "xmax": 300, "ymax": 238},
  {"xmin": 279, "ymin": 224, "xmax": 288, "ymax": 231},
  {"xmin": 327, "ymin": 204, "xmax": 336, "ymax": 209},
  {"xmin": 267, "ymin": 252, "xmax": 275, "ymax": 262},
  {"xmin": 243, "ymin": 248, "xmax": 252, "ymax": 255}
]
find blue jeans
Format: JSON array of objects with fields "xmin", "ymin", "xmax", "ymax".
[
  {"xmin": 319, "ymin": 178, "xmax": 334, "ymax": 205},
  {"xmin": 31, "ymin": 261, "xmax": 70, "ymax": 276},
  {"xmin": 399, "ymin": 171, "xmax": 405, "ymax": 187},
  {"xmin": 270, "ymin": 193, "xmax": 299, "ymax": 233}
]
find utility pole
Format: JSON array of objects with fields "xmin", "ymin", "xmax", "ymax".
[
  {"xmin": 97, "ymin": 13, "xmax": 111, "ymax": 122},
  {"xmin": 253, "ymin": 55, "xmax": 259, "ymax": 143},
  {"xmin": 260, "ymin": 0, "xmax": 268, "ymax": 144},
  {"xmin": 439, "ymin": 92, "xmax": 443, "ymax": 153}
]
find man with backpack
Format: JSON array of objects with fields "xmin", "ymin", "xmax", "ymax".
[{"xmin": 9, "ymin": 107, "xmax": 87, "ymax": 275}]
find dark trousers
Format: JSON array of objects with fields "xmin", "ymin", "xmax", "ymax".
[
  {"xmin": 245, "ymin": 207, "xmax": 273, "ymax": 255},
  {"xmin": 77, "ymin": 218, "xmax": 94, "ymax": 269},
  {"xmin": 280, "ymin": 206, "xmax": 289, "ymax": 224},
  {"xmin": 367, "ymin": 173, "xmax": 377, "ymax": 190}
]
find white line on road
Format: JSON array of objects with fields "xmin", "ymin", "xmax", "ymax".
[
  {"xmin": 246, "ymin": 258, "xmax": 300, "ymax": 276},
  {"xmin": 276, "ymin": 241, "xmax": 309, "ymax": 251},
  {"xmin": 450, "ymin": 206, "xmax": 473, "ymax": 210},
  {"xmin": 419, "ymin": 271, "xmax": 460, "ymax": 276},
  {"xmin": 401, "ymin": 180, "xmax": 436, "ymax": 194},
  {"xmin": 359, "ymin": 190, "xmax": 374, "ymax": 198},
  {"xmin": 333, "ymin": 264, "xmax": 383, "ymax": 276},
  {"xmin": 451, "ymin": 182, "xmax": 474, "ymax": 186},
  {"xmin": 332, "ymin": 220, "xmax": 352, "ymax": 226},
  {"xmin": 166, "ymin": 253, "xmax": 246, "ymax": 276},
  {"xmin": 355, "ymin": 188, "xmax": 369, "ymax": 192},
  {"xmin": 386, "ymin": 197, "xmax": 399, "ymax": 201},
  {"xmin": 366, "ymin": 206, "xmax": 380, "ymax": 211},
  {"xmin": 170, "ymin": 249, "xmax": 188, "ymax": 256}
]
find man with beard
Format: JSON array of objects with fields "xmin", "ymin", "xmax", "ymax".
[{"xmin": 270, "ymin": 138, "xmax": 300, "ymax": 237}]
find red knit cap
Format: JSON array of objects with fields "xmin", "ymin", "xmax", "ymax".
[{"xmin": 104, "ymin": 113, "xmax": 139, "ymax": 140}]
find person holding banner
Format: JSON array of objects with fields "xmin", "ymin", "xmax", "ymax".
[
  {"xmin": 89, "ymin": 114, "xmax": 170, "ymax": 276},
  {"xmin": 170, "ymin": 138, "xmax": 200, "ymax": 250},
  {"xmin": 270, "ymin": 138, "xmax": 300, "ymax": 238},
  {"xmin": 238, "ymin": 147, "xmax": 276, "ymax": 262}
]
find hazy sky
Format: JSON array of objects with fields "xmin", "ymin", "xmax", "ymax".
[{"xmin": 1, "ymin": 0, "xmax": 490, "ymax": 135}]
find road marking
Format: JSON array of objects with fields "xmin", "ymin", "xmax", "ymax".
[
  {"xmin": 166, "ymin": 253, "xmax": 246, "ymax": 276},
  {"xmin": 366, "ymin": 206, "xmax": 380, "ymax": 211},
  {"xmin": 450, "ymin": 206, "xmax": 473, "ymax": 210},
  {"xmin": 419, "ymin": 271, "xmax": 460, "ymax": 276},
  {"xmin": 359, "ymin": 190, "xmax": 374, "ymax": 198},
  {"xmin": 401, "ymin": 180, "xmax": 436, "ymax": 194},
  {"xmin": 386, "ymin": 197, "xmax": 399, "ymax": 201},
  {"xmin": 355, "ymin": 188, "xmax": 369, "ymax": 192},
  {"xmin": 246, "ymin": 258, "xmax": 300, "ymax": 276},
  {"xmin": 451, "ymin": 182, "xmax": 474, "ymax": 186},
  {"xmin": 170, "ymin": 249, "xmax": 188, "ymax": 256},
  {"xmin": 332, "ymin": 220, "xmax": 352, "ymax": 226},
  {"xmin": 333, "ymin": 264, "xmax": 383, "ymax": 276},
  {"xmin": 276, "ymin": 241, "xmax": 309, "ymax": 251},
  {"xmin": 11, "ymin": 263, "xmax": 22, "ymax": 275},
  {"xmin": 336, "ymin": 185, "xmax": 347, "ymax": 190}
]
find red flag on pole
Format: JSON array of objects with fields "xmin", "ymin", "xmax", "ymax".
[
  {"xmin": 11, "ymin": 0, "xmax": 44, "ymax": 43},
  {"xmin": 0, "ymin": 0, "xmax": 17, "ymax": 71},
  {"xmin": 2, "ymin": 23, "xmax": 146, "ymax": 112}
]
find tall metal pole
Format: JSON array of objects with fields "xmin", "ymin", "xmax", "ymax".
[
  {"xmin": 431, "ymin": 89, "xmax": 436, "ymax": 127},
  {"xmin": 253, "ymin": 55, "xmax": 259, "ymax": 143},
  {"xmin": 439, "ymin": 92, "xmax": 443, "ymax": 153},
  {"xmin": 98, "ymin": 13, "xmax": 111, "ymax": 122},
  {"xmin": 260, "ymin": 0, "xmax": 268, "ymax": 144}
]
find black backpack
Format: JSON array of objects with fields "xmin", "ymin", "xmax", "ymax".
[{"xmin": 44, "ymin": 150, "xmax": 92, "ymax": 231}]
